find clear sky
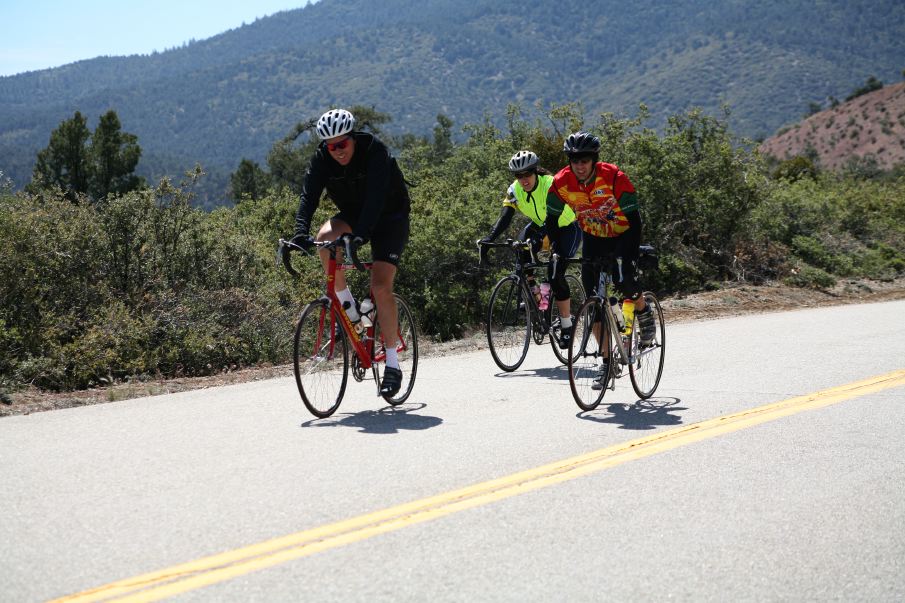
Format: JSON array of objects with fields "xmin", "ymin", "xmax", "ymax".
[{"xmin": 0, "ymin": 0, "xmax": 315, "ymax": 77}]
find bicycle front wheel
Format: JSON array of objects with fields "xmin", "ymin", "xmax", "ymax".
[
  {"xmin": 294, "ymin": 300, "xmax": 348, "ymax": 418},
  {"xmin": 550, "ymin": 273, "xmax": 587, "ymax": 365},
  {"xmin": 486, "ymin": 275, "xmax": 531, "ymax": 371},
  {"xmin": 373, "ymin": 294, "xmax": 419, "ymax": 405},
  {"xmin": 629, "ymin": 292, "xmax": 665, "ymax": 399},
  {"xmin": 568, "ymin": 297, "xmax": 610, "ymax": 411}
]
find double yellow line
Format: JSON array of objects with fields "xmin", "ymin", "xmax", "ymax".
[{"xmin": 56, "ymin": 369, "xmax": 905, "ymax": 602}]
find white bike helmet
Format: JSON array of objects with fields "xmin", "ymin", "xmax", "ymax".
[
  {"xmin": 315, "ymin": 109, "xmax": 356, "ymax": 140},
  {"xmin": 508, "ymin": 150, "xmax": 539, "ymax": 173}
]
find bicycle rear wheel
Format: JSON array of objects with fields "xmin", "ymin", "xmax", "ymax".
[
  {"xmin": 550, "ymin": 273, "xmax": 587, "ymax": 365},
  {"xmin": 629, "ymin": 292, "xmax": 665, "ymax": 399},
  {"xmin": 294, "ymin": 300, "xmax": 348, "ymax": 418},
  {"xmin": 568, "ymin": 297, "xmax": 609, "ymax": 411},
  {"xmin": 373, "ymin": 294, "xmax": 419, "ymax": 405},
  {"xmin": 486, "ymin": 275, "xmax": 531, "ymax": 371}
]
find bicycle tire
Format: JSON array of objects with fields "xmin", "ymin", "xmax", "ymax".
[
  {"xmin": 628, "ymin": 292, "xmax": 665, "ymax": 399},
  {"xmin": 294, "ymin": 299, "xmax": 348, "ymax": 418},
  {"xmin": 373, "ymin": 293, "xmax": 419, "ymax": 405},
  {"xmin": 486, "ymin": 275, "xmax": 531, "ymax": 372},
  {"xmin": 568, "ymin": 296, "xmax": 609, "ymax": 411},
  {"xmin": 550, "ymin": 274, "xmax": 587, "ymax": 365}
]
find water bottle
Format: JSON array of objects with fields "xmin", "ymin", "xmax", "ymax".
[
  {"xmin": 621, "ymin": 299, "xmax": 635, "ymax": 337},
  {"xmin": 609, "ymin": 297, "xmax": 625, "ymax": 332},
  {"xmin": 343, "ymin": 300, "xmax": 364, "ymax": 333},
  {"xmin": 538, "ymin": 283, "xmax": 551, "ymax": 311},
  {"xmin": 359, "ymin": 297, "xmax": 375, "ymax": 328}
]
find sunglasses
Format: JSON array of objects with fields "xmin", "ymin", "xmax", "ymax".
[
  {"xmin": 569, "ymin": 156, "xmax": 594, "ymax": 165},
  {"xmin": 514, "ymin": 170, "xmax": 535, "ymax": 179},
  {"xmin": 325, "ymin": 137, "xmax": 352, "ymax": 152}
]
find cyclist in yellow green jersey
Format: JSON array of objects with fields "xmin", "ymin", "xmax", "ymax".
[{"xmin": 480, "ymin": 150, "xmax": 582, "ymax": 349}]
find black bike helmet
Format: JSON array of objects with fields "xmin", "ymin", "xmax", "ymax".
[{"xmin": 562, "ymin": 131, "xmax": 601, "ymax": 156}]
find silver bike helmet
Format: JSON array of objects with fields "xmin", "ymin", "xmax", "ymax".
[
  {"xmin": 315, "ymin": 109, "xmax": 356, "ymax": 140},
  {"xmin": 508, "ymin": 150, "xmax": 539, "ymax": 173}
]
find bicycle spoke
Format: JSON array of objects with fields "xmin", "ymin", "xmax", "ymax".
[
  {"xmin": 294, "ymin": 301, "xmax": 348, "ymax": 417},
  {"xmin": 550, "ymin": 273, "xmax": 586, "ymax": 365},
  {"xmin": 374, "ymin": 294, "xmax": 419, "ymax": 405},
  {"xmin": 568, "ymin": 298, "xmax": 608, "ymax": 411},
  {"xmin": 629, "ymin": 292, "xmax": 665, "ymax": 399},
  {"xmin": 487, "ymin": 276, "xmax": 531, "ymax": 371}
]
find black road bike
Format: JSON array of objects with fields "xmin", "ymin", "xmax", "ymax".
[
  {"xmin": 567, "ymin": 246, "xmax": 665, "ymax": 410},
  {"xmin": 479, "ymin": 238, "xmax": 586, "ymax": 371}
]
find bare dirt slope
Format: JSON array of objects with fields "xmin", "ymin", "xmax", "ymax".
[
  {"xmin": 759, "ymin": 81, "xmax": 905, "ymax": 171},
  {"xmin": 3, "ymin": 277, "xmax": 904, "ymax": 417}
]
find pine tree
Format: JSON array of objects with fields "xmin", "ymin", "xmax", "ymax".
[
  {"xmin": 29, "ymin": 111, "xmax": 91, "ymax": 201},
  {"xmin": 230, "ymin": 159, "xmax": 270, "ymax": 202},
  {"xmin": 88, "ymin": 110, "xmax": 143, "ymax": 200},
  {"xmin": 28, "ymin": 110, "xmax": 143, "ymax": 202}
]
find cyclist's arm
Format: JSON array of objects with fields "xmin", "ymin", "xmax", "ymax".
[
  {"xmin": 294, "ymin": 153, "xmax": 328, "ymax": 236},
  {"xmin": 486, "ymin": 206, "xmax": 515, "ymax": 241},
  {"xmin": 625, "ymin": 201, "xmax": 642, "ymax": 232},
  {"xmin": 353, "ymin": 143, "xmax": 392, "ymax": 240},
  {"xmin": 615, "ymin": 169, "xmax": 641, "ymax": 232},
  {"xmin": 544, "ymin": 188, "xmax": 566, "ymax": 244}
]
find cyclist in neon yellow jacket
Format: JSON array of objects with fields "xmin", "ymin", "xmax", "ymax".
[{"xmin": 480, "ymin": 150, "xmax": 582, "ymax": 348}]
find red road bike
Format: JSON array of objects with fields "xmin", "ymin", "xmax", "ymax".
[{"xmin": 279, "ymin": 235, "xmax": 418, "ymax": 418}]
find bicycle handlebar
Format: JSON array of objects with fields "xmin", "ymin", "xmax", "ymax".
[
  {"xmin": 277, "ymin": 234, "xmax": 368, "ymax": 276},
  {"xmin": 476, "ymin": 238, "xmax": 530, "ymax": 266}
]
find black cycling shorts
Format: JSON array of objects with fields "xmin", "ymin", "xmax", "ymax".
[
  {"xmin": 333, "ymin": 211, "xmax": 410, "ymax": 266},
  {"xmin": 581, "ymin": 228, "xmax": 642, "ymax": 301}
]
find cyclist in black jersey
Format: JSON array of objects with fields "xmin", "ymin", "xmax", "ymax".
[{"xmin": 290, "ymin": 109, "xmax": 411, "ymax": 397}]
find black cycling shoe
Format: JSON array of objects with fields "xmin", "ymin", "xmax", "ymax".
[
  {"xmin": 557, "ymin": 325, "xmax": 573, "ymax": 349},
  {"xmin": 380, "ymin": 366, "xmax": 403, "ymax": 397},
  {"xmin": 636, "ymin": 306, "xmax": 657, "ymax": 347},
  {"xmin": 591, "ymin": 360, "xmax": 611, "ymax": 391}
]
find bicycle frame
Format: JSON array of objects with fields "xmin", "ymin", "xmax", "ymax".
[
  {"xmin": 592, "ymin": 268, "xmax": 633, "ymax": 366},
  {"xmin": 319, "ymin": 244, "xmax": 378, "ymax": 370},
  {"xmin": 479, "ymin": 238, "xmax": 562, "ymax": 332},
  {"xmin": 585, "ymin": 254, "xmax": 659, "ymax": 367}
]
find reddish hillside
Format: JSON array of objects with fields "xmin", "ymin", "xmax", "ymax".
[{"xmin": 759, "ymin": 81, "xmax": 905, "ymax": 171}]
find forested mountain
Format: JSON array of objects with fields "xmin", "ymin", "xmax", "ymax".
[{"xmin": 2, "ymin": 0, "xmax": 903, "ymax": 206}]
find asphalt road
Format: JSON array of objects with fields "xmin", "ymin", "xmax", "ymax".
[{"xmin": 2, "ymin": 300, "xmax": 904, "ymax": 602}]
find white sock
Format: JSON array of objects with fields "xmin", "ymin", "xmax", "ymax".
[
  {"xmin": 385, "ymin": 346, "xmax": 400, "ymax": 369},
  {"xmin": 560, "ymin": 316, "xmax": 572, "ymax": 329},
  {"xmin": 337, "ymin": 288, "xmax": 358, "ymax": 321}
]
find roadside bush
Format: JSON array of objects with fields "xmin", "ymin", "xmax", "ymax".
[
  {"xmin": 4, "ymin": 107, "xmax": 903, "ymax": 393},
  {"xmin": 754, "ymin": 173, "xmax": 905, "ymax": 281},
  {"xmin": 784, "ymin": 265, "xmax": 837, "ymax": 289},
  {"xmin": 400, "ymin": 124, "xmax": 509, "ymax": 339}
]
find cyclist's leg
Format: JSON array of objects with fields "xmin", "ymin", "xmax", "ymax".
[
  {"xmin": 614, "ymin": 229, "xmax": 656, "ymax": 345},
  {"xmin": 316, "ymin": 214, "xmax": 352, "ymax": 290},
  {"xmin": 550, "ymin": 222, "xmax": 581, "ymax": 319},
  {"xmin": 371, "ymin": 261, "xmax": 398, "ymax": 351},
  {"xmin": 614, "ymin": 227, "xmax": 645, "ymax": 312},
  {"xmin": 582, "ymin": 234, "xmax": 622, "ymax": 351},
  {"xmin": 369, "ymin": 213, "xmax": 409, "ymax": 367},
  {"xmin": 519, "ymin": 222, "xmax": 541, "ymax": 285}
]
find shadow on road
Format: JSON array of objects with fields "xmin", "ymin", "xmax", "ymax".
[
  {"xmin": 577, "ymin": 397, "xmax": 686, "ymax": 430},
  {"xmin": 301, "ymin": 402, "xmax": 443, "ymax": 434},
  {"xmin": 493, "ymin": 365, "xmax": 571, "ymax": 381}
]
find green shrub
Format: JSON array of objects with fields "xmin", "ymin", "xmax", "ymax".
[
  {"xmin": 783, "ymin": 265, "xmax": 837, "ymax": 289},
  {"xmin": 4, "ymin": 106, "xmax": 903, "ymax": 393}
]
